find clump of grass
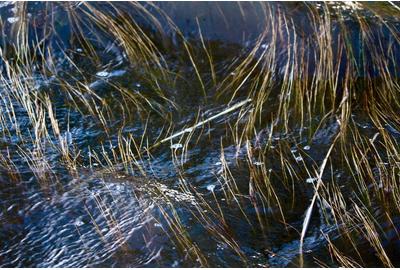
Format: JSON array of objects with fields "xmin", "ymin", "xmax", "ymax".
[{"xmin": 1, "ymin": 1, "xmax": 400, "ymax": 267}]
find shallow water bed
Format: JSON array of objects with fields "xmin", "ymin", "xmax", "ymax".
[{"xmin": 1, "ymin": 1, "xmax": 400, "ymax": 268}]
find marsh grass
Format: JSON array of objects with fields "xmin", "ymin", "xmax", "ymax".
[{"xmin": 1, "ymin": 1, "xmax": 400, "ymax": 267}]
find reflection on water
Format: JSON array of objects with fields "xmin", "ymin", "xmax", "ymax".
[{"xmin": 1, "ymin": 171, "xmax": 161, "ymax": 267}]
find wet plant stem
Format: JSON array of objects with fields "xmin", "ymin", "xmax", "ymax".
[
  {"xmin": 159, "ymin": 98, "xmax": 252, "ymax": 144},
  {"xmin": 299, "ymin": 131, "xmax": 340, "ymax": 266}
]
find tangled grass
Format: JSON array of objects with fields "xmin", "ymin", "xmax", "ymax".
[{"xmin": 1, "ymin": 1, "xmax": 400, "ymax": 267}]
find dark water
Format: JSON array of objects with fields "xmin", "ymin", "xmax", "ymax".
[{"xmin": 0, "ymin": 1, "xmax": 400, "ymax": 267}]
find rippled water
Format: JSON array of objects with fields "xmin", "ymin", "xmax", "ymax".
[{"xmin": 1, "ymin": 1, "xmax": 400, "ymax": 268}]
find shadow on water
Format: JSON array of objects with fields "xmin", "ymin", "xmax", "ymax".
[{"xmin": 0, "ymin": 1, "xmax": 400, "ymax": 267}]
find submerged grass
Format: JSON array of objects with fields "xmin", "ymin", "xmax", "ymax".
[{"xmin": 1, "ymin": 1, "xmax": 400, "ymax": 267}]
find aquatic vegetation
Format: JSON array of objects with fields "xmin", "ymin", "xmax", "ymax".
[{"xmin": 1, "ymin": 1, "xmax": 400, "ymax": 267}]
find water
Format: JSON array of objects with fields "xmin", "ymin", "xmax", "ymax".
[{"xmin": 1, "ymin": 1, "xmax": 400, "ymax": 267}]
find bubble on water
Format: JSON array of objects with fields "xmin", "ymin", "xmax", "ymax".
[
  {"xmin": 303, "ymin": 145, "xmax": 311, "ymax": 151},
  {"xmin": 96, "ymin": 71, "xmax": 109, "ymax": 77},
  {"xmin": 170, "ymin": 143, "xmax": 182, "ymax": 150},
  {"xmin": 290, "ymin": 148, "xmax": 297, "ymax": 153},
  {"xmin": 217, "ymin": 243, "xmax": 227, "ymax": 250},
  {"xmin": 306, "ymin": 177, "xmax": 318, "ymax": 184},
  {"xmin": 135, "ymin": 83, "xmax": 141, "ymax": 87},
  {"xmin": 76, "ymin": 48, "xmax": 83, "ymax": 53},
  {"xmin": 74, "ymin": 218, "xmax": 84, "ymax": 227},
  {"xmin": 7, "ymin": 17, "xmax": 19, "ymax": 23},
  {"xmin": 253, "ymin": 161, "xmax": 264, "ymax": 166},
  {"xmin": 295, "ymin": 156, "xmax": 303, "ymax": 162},
  {"xmin": 207, "ymin": 184, "xmax": 216, "ymax": 192}
]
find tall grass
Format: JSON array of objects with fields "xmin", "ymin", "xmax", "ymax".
[{"xmin": 1, "ymin": 1, "xmax": 400, "ymax": 267}]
